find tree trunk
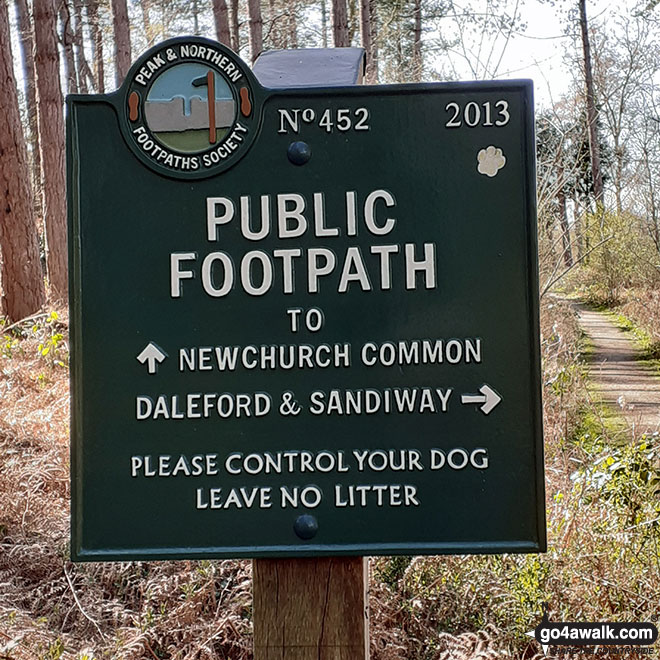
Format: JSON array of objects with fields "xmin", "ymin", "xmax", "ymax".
[
  {"xmin": 267, "ymin": 0, "xmax": 278, "ymax": 48},
  {"xmin": 557, "ymin": 168, "xmax": 573, "ymax": 268},
  {"xmin": 582, "ymin": 198, "xmax": 590, "ymax": 254},
  {"xmin": 0, "ymin": 0, "xmax": 46, "ymax": 320},
  {"xmin": 395, "ymin": 17, "xmax": 403, "ymax": 78},
  {"xmin": 33, "ymin": 0, "xmax": 68, "ymax": 299},
  {"xmin": 72, "ymin": 0, "xmax": 93, "ymax": 93},
  {"xmin": 84, "ymin": 0, "xmax": 104, "ymax": 93},
  {"xmin": 59, "ymin": 0, "xmax": 78, "ymax": 93},
  {"xmin": 247, "ymin": 0, "xmax": 263, "ymax": 63},
  {"xmin": 369, "ymin": 0, "xmax": 378, "ymax": 81},
  {"xmin": 229, "ymin": 0, "xmax": 240, "ymax": 53},
  {"xmin": 141, "ymin": 0, "xmax": 153, "ymax": 46},
  {"xmin": 573, "ymin": 196, "xmax": 584, "ymax": 260},
  {"xmin": 321, "ymin": 0, "xmax": 328, "ymax": 47},
  {"xmin": 332, "ymin": 0, "xmax": 348, "ymax": 46},
  {"xmin": 649, "ymin": 185, "xmax": 660, "ymax": 252},
  {"xmin": 160, "ymin": 1, "xmax": 172, "ymax": 41},
  {"xmin": 286, "ymin": 1, "xmax": 297, "ymax": 48},
  {"xmin": 578, "ymin": 0, "xmax": 604, "ymax": 205},
  {"xmin": 14, "ymin": 0, "xmax": 42, "ymax": 202},
  {"xmin": 614, "ymin": 141, "xmax": 623, "ymax": 215},
  {"xmin": 347, "ymin": 0, "xmax": 357, "ymax": 46},
  {"xmin": 359, "ymin": 0, "xmax": 371, "ymax": 78},
  {"xmin": 412, "ymin": 0, "xmax": 422, "ymax": 81},
  {"xmin": 192, "ymin": 0, "xmax": 200, "ymax": 34},
  {"xmin": 112, "ymin": 0, "xmax": 131, "ymax": 88},
  {"xmin": 212, "ymin": 0, "xmax": 231, "ymax": 47},
  {"xmin": 642, "ymin": 145, "xmax": 660, "ymax": 252}
]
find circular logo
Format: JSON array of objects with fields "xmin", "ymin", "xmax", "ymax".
[{"xmin": 122, "ymin": 37, "xmax": 261, "ymax": 179}]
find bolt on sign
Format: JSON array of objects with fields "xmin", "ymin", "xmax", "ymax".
[{"xmin": 68, "ymin": 37, "xmax": 545, "ymax": 561}]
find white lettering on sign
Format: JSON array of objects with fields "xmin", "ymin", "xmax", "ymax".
[
  {"xmin": 134, "ymin": 44, "xmax": 244, "ymax": 86},
  {"xmin": 430, "ymin": 448, "xmax": 490, "ymax": 470},
  {"xmin": 201, "ymin": 123, "xmax": 248, "ymax": 166},
  {"xmin": 172, "ymin": 338, "xmax": 480, "ymax": 372},
  {"xmin": 201, "ymin": 252, "xmax": 234, "ymax": 297},
  {"xmin": 129, "ymin": 448, "xmax": 490, "ymax": 478},
  {"xmin": 135, "ymin": 392, "xmax": 272, "ymax": 420},
  {"xmin": 444, "ymin": 100, "xmax": 510, "ymax": 128},
  {"xmin": 352, "ymin": 449, "xmax": 424, "ymax": 472},
  {"xmin": 131, "ymin": 123, "xmax": 249, "ymax": 172},
  {"xmin": 308, "ymin": 387, "xmax": 452, "ymax": 416},
  {"xmin": 134, "ymin": 53, "xmax": 168, "ymax": 86},
  {"xmin": 126, "ymin": 448, "xmax": 492, "ymax": 513},
  {"xmin": 133, "ymin": 127, "xmax": 201, "ymax": 170},
  {"xmin": 123, "ymin": 134, "xmax": 509, "ymax": 526},
  {"xmin": 405, "ymin": 243, "xmax": 436, "ymax": 289},
  {"xmin": 225, "ymin": 450, "xmax": 352, "ymax": 475},
  {"xmin": 179, "ymin": 43, "xmax": 243, "ymax": 82},
  {"xmin": 286, "ymin": 307, "xmax": 325, "ymax": 332},
  {"xmin": 277, "ymin": 107, "xmax": 370, "ymax": 134},
  {"xmin": 280, "ymin": 485, "xmax": 323, "ymax": 508},
  {"xmin": 170, "ymin": 187, "xmax": 442, "ymax": 298},
  {"xmin": 361, "ymin": 338, "xmax": 482, "ymax": 366},
  {"xmin": 130, "ymin": 453, "xmax": 219, "ymax": 477},
  {"xmin": 170, "ymin": 252, "xmax": 197, "ymax": 297},
  {"xmin": 196, "ymin": 486, "xmax": 273, "ymax": 509},
  {"xmin": 178, "ymin": 343, "xmax": 351, "ymax": 371},
  {"xmin": 170, "ymin": 244, "xmax": 435, "ymax": 298},
  {"xmin": 364, "ymin": 190, "xmax": 395, "ymax": 235},
  {"xmin": 205, "ymin": 189, "xmax": 396, "ymax": 241},
  {"xmin": 334, "ymin": 484, "xmax": 419, "ymax": 507}
]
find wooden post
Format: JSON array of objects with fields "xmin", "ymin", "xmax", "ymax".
[
  {"xmin": 251, "ymin": 48, "xmax": 369, "ymax": 660},
  {"xmin": 253, "ymin": 557, "xmax": 369, "ymax": 660}
]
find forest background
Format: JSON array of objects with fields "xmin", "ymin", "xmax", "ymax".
[{"xmin": 1, "ymin": 0, "xmax": 660, "ymax": 658}]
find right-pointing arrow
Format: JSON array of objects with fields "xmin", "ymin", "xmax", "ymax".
[{"xmin": 461, "ymin": 384, "xmax": 502, "ymax": 415}]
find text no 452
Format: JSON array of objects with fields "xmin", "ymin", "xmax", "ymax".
[{"xmin": 278, "ymin": 107, "xmax": 370, "ymax": 133}]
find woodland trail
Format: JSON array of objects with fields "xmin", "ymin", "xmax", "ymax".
[{"xmin": 573, "ymin": 302, "xmax": 660, "ymax": 436}]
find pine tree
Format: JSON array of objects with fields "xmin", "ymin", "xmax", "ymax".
[
  {"xmin": 0, "ymin": 0, "xmax": 45, "ymax": 319},
  {"xmin": 34, "ymin": 0, "xmax": 68, "ymax": 298}
]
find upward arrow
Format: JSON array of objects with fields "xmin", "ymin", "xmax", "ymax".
[{"xmin": 136, "ymin": 342, "xmax": 167, "ymax": 374}]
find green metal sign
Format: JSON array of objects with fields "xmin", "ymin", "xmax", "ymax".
[{"xmin": 68, "ymin": 37, "xmax": 545, "ymax": 561}]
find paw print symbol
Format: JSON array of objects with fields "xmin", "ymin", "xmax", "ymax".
[{"xmin": 477, "ymin": 146, "xmax": 506, "ymax": 177}]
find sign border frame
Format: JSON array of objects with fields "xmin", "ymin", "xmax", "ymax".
[{"xmin": 67, "ymin": 75, "xmax": 545, "ymax": 562}]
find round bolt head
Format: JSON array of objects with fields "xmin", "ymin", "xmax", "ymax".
[
  {"xmin": 294, "ymin": 514, "xmax": 319, "ymax": 540},
  {"xmin": 287, "ymin": 141, "xmax": 312, "ymax": 166}
]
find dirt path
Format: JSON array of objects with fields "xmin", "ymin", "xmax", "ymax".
[{"xmin": 574, "ymin": 303, "xmax": 660, "ymax": 435}]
